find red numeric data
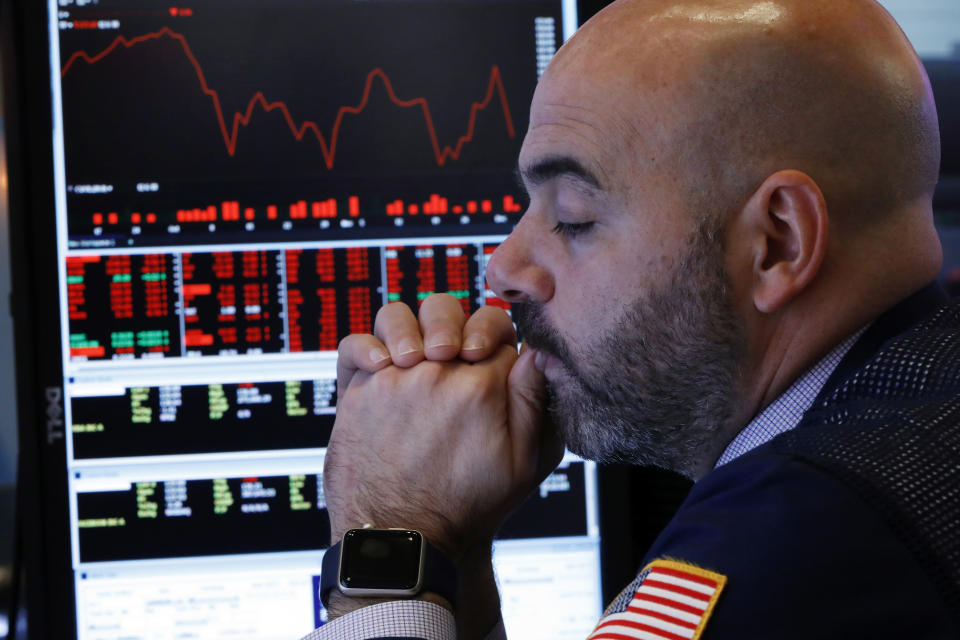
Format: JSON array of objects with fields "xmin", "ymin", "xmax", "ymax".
[
  {"xmin": 65, "ymin": 243, "xmax": 504, "ymax": 361},
  {"xmin": 67, "ymin": 253, "xmax": 180, "ymax": 360},
  {"xmin": 481, "ymin": 244, "xmax": 511, "ymax": 312},
  {"xmin": 385, "ymin": 243, "xmax": 481, "ymax": 315},
  {"xmin": 285, "ymin": 247, "xmax": 380, "ymax": 352},
  {"xmin": 181, "ymin": 251, "xmax": 285, "ymax": 355}
]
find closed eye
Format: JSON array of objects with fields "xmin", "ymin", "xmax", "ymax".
[{"xmin": 552, "ymin": 221, "xmax": 595, "ymax": 237}]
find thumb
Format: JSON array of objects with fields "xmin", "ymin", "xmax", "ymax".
[{"xmin": 507, "ymin": 348, "xmax": 563, "ymax": 482}]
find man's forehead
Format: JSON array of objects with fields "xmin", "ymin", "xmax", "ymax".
[
  {"xmin": 519, "ymin": 102, "xmax": 617, "ymax": 193},
  {"xmin": 519, "ymin": 67, "xmax": 674, "ymax": 195}
]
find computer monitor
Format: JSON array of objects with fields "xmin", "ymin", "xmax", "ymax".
[{"xmin": 3, "ymin": 1, "xmax": 617, "ymax": 638}]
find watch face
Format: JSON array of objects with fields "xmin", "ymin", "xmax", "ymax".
[{"xmin": 339, "ymin": 529, "xmax": 424, "ymax": 591}]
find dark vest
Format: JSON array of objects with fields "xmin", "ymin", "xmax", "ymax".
[{"xmin": 639, "ymin": 284, "xmax": 960, "ymax": 638}]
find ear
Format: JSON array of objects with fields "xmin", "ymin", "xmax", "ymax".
[{"xmin": 735, "ymin": 170, "xmax": 829, "ymax": 314}]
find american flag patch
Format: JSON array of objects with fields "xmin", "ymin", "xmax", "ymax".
[{"xmin": 589, "ymin": 559, "xmax": 726, "ymax": 640}]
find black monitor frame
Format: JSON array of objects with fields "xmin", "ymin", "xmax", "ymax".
[{"xmin": 3, "ymin": 0, "xmax": 74, "ymax": 636}]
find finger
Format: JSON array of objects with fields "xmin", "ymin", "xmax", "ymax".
[
  {"xmin": 507, "ymin": 348, "xmax": 563, "ymax": 483},
  {"xmin": 374, "ymin": 302, "xmax": 425, "ymax": 368},
  {"xmin": 337, "ymin": 334, "xmax": 392, "ymax": 392},
  {"xmin": 459, "ymin": 305, "xmax": 518, "ymax": 363},
  {"xmin": 419, "ymin": 293, "xmax": 468, "ymax": 361},
  {"xmin": 472, "ymin": 342, "xmax": 521, "ymax": 384}
]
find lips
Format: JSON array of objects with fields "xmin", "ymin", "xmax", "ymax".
[{"xmin": 514, "ymin": 302, "xmax": 572, "ymax": 379}]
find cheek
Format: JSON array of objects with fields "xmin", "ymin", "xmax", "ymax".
[
  {"xmin": 543, "ymin": 218, "xmax": 683, "ymax": 342},
  {"xmin": 548, "ymin": 255, "xmax": 636, "ymax": 345}
]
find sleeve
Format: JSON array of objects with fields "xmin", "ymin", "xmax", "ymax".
[
  {"xmin": 634, "ymin": 452, "xmax": 959, "ymax": 639},
  {"xmin": 298, "ymin": 601, "xmax": 456, "ymax": 640}
]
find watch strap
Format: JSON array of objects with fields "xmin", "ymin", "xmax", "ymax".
[
  {"xmin": 422, "ymin": 539, "xmax": 458, "ymax": 607},
  {"xmin": 319, "ymin": 539, "xmax": 343, "ymax": 608}
]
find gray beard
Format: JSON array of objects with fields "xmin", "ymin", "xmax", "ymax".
[{"xmin": 513, "ymin": 226, "xmax": 746, "ymax": 478}]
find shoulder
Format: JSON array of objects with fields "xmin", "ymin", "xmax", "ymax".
[
  {"xmin": 628, "ymin": 296, "xmax": 960, "ymax": 638},
  {"xmin": 640, "ymin": 450, "xmax": 958, "ymax": 638}
]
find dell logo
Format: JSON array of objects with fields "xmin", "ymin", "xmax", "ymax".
[{"xmin": 45, "ymin": 386, "xmax": 64, "ymax": 445}]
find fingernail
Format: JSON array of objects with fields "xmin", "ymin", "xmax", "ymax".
[
  {"xmin": 397, "ymin": 337, "xmax": 423, "ymax": 356},
  {"xmin": 462, "ymin": 335, "xmax": 487, "ymax": 351},
  {"xmin": 426, "ymin": 332, "xmax": 457, "ymax": 349},
  {"xmin": 370, "ymin": 347, "xmax": 390, "ymax": 363}
]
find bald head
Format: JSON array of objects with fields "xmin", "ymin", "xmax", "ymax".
[
  {"xmin": 497, "ymin": 0, "xmax": 945, "ymax": 473},
  {"xmin": 547, "ymin": 0, "xmax": 941, "ymax": 229}
]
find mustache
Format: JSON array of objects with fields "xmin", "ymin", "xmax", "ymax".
[
  {"xmin": 512, "ymin": 300, "xmax": 624, "ymax": 404},
  {"xmin": 512, "ymin": 302, "xmax": 573, "ymax": 363}
]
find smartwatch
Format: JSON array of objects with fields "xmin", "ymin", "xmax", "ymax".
[{"xmin": 320, "ymin": 528, "xmax": 458, "ymax": 608}]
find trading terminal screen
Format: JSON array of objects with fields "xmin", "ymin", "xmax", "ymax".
[{"xmin": 47, "ymin": 1, "xmax": 603, "ymax": 638}]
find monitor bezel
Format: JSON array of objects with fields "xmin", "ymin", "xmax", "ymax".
[{"xmin": 4, "ymin": 0, "xmax": 76, "ymax": 636}]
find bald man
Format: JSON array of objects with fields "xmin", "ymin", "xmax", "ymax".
[{"xmin": 303, "ymin": 1, "xmax": 959, "ymax": 638}]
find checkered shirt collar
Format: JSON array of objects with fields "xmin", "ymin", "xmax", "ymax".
[{"xmin": 715, "ymin": 327, "xmax": 867, "ymax": 468}]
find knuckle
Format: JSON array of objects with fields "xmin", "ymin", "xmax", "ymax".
[
  {"xmin": 426, "ymin": 292, "xmax": 456, "ymax": 305},
  {"xmin": 478, "ymin": 304, "xmax": 509, "ymax": 323},
  {"xmin": 338, "ymin": 333, "xmax": 372, "ymax": 357},
  {"xmin": 468, "ymin": 368, "xmax": 505, "ymax": 400},
  {"xmin": 422, "ymin": 293, "xmax": 463, "ymax": 317},
  {"xmin": 362, "ymin": 365, "xmax": 398, "ymax": 392},
  {"xmin": 376, "ymin": 301, "xmax": 411, "ymax": 325},
  {"xmin": 470, "ymin": 307, "xmax": 514, "ymax": 338},
  {"xmin": 337, "ymin": 334, "xmax": 357, "ymax": 352},
  {"xmin": 408, "ymin": 360, "xmax": 445, "ymax": 388}
]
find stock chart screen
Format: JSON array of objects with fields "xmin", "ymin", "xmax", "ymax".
[
  {"xmin": 58, "ymin": 0, "xmax": 538, "ymax": 248},
  {"xmin": 49, "ymin": 1, "xmax": 604, "ymax": 638}
]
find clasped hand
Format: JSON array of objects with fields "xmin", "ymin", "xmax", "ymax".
[{"xmin": 325, "ymin": 293, "xmax": 564, "ymax": 562}]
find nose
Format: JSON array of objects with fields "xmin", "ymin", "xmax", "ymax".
[{"xmin": 485, "ymin": 215, "xmax": 555, "ymax": 304}]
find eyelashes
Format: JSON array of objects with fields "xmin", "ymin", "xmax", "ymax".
[{"xmin": 552, "ymin": 221, "xmax": 595, "ymax": 237}]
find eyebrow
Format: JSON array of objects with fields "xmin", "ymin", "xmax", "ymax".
[{"xmin": 518, "ymin": 155, "xmax": 604, "ymax": 192}]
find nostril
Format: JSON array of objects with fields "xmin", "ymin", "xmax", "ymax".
[{"xmin": 499, "ymin": 288, "xmax": 527, "ymax": 303}]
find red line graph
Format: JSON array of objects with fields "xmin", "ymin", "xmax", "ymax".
[{"xmin": 60, "ymin": 27, "xmax": 517, "ymax": 168}]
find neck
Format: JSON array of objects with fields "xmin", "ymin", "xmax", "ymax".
[{"xmin": 717, "ymin": 213, "xmax": 942, "ymax": 475}]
